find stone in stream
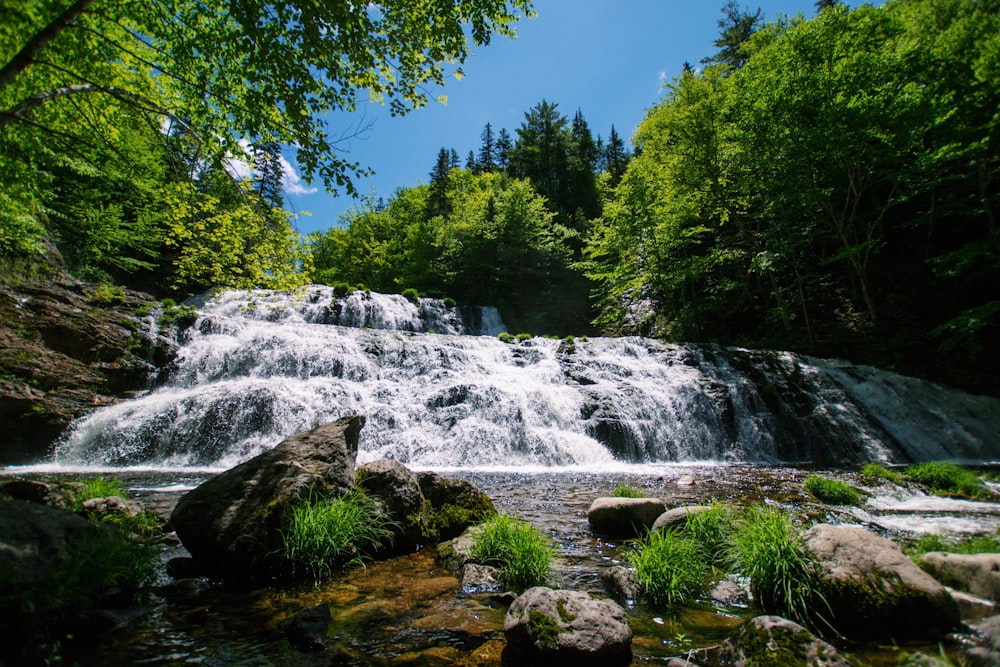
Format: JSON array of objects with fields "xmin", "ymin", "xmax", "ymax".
[
  {"xmin": 169, "ymin": 415, "xmax": 363, "ymax": 579},
  {"xmin": 503, "ymin": 586, "xmax": 632, "ymax": 665},
  {"xmin": 651, "ymin": 504, "xmax": 712, "ymax": 533},
  {"xmin": 919, "ymin": 552, "xmax": 1000, "ymax": 602},
  {"xmin": 802, "ymin": 524, "xmax": 960, "ymax": 641},
  {"xmin": 695, "ymin": 615, "xmax": 850, "ymax": 667},
  {"xmin": 587, "ymin": 496, "xmax": 665, "ymax": 538}
]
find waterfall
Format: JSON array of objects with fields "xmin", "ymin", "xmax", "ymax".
[{"xmin": 53, "ymin": 287, "xmax": 1000, "ymax": 470}]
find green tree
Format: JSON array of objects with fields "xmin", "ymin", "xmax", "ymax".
[{"xmin": 702, "ymin": 1, "xmax": 764, "ymax": 70}]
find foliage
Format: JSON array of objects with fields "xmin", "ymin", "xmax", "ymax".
[
  {"xmin": 612, "ymin": 485, "xmax": 644, "ymax": 498},
  {"xmin": 67, "ymin": 477, "xmax": 128, "ymax": 511},
  {"xmin": 905, "ymin": 462, "xmax": 987, "ymax": 499},
  {"xmin": 281, "ymin": 490, "xmax": 395, "ymax": 583},
  {"xmin": 728, "ymin": 505, "xmax": 821, "ymax": 626},
  {"xmin": 584, "ymin": 0, "xmax": 1000, "ymax": 394},
  {"xmin": 803, "ymin": 476, "xmax": 863, "ymax": 506},
  {"xmin": 402, "ymin": 288, "xmax": 420, "ymax": 304},
  {"xmin": 470, "ymin": 514, "xmax": 554, "ymax": 588},
  {"xmin": 906, "ymin": 529, "xmax": 1000, "ymax": 561},
  {"xmin": 684, "ymin": 502, "xmax": 737, "ymax": 567},
  {"xmin": 629, "ymin": 529, "xmax": 708, "ymax": 607},
  {"xmin": 860, "ymin": 462, "xmax": 903, "ymax": 484}
]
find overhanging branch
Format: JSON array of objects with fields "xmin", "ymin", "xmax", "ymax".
[{"xmin": 0, "ymin": 0, "xmax": 96, "ymax": 93}]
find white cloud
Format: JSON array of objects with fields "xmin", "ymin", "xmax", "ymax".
[
  {"xmin": 279, "ymin": 154, "xmax": 318, "ymax": 196},
  {"xmin": 224, "ymin": 139, "xmax": 317, "ymax": 196}
]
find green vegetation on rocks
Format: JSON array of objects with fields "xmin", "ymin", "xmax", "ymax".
[
  {"xmin": 905, "ymin": 462, "xmax": 988, "ymax": 499},
  {"xmin": 612, "ymin": 485, "xmax": 644, "ymax": 498},
  {"xmin": 629, "ymin": 529, "xmax": 707, "ymax": 607},
  {"xmin": 470, "ymin": 514, "xmax": 554, "ymax": 588},
  {"xmin": 804, "ymin": 476, "xmax": 863, "ymax": 506}
]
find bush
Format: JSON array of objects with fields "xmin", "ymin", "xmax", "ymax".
[
  {"xmin": 684, "ymin": 502, "xmax": 737, "ymax": 566},
  {"xmin": 281, "ymin": 490, "xmax": 395, "ymax": 583},
  {"xmin": 729, "ymin": 506, "xmax": 822, "ymax": 626},
  {"xmin": 402, "ymin": 288, "xmax": 420, "ymax": 304},
  {"xmin": 860, "ymin": 462, "xmax": 903, "ymax": 484},
  {"xmin": 612, "ymin": 485, "xmax": 644, "ymax": 498},
  {"xmin": 804, "ymin": 476, "xmax": 862, "ymax": 506},
  {"xmin": 906, "ymin": 462, "xmax": 987, "ymax": 499},
  {"xmin": 498, "ymin": 331, "xmax": 515, "ymax": 343},
  {"xmin": 629, "ymin": 529, "xmax": 707, "ymax": 607},
  {"xmin": 333, "ymin": 282, "xmax": 351, "ymax": 297},
  {"xmin": 470, "ymin": 514, "xmax": 554, "ymax": 588},
  {"xmin": 515, "ymin": 332, "xmax": 533, "ymax": 342},
  {"xmin": 443, "ymin": 297, "xmax": 456, "ymax": 308}
]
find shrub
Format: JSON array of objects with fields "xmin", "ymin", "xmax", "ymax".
[
  {"xmin": 281, "ymin": 490, "xmax": 395, "ymax": 583},
  {"xmin": 684, "ymin": 502, "xmax": 737, "ymax": 566},
  {"xmin": 333, "ymin": 282, "xmax": 350, "ymax": 297},
  {"xmin": 860, "ymin": 462, "xmax": 903, "ymax": 484},
  {"xmin": 498, "ymin": 331, "xmax": 514, "ymax": 343},
  {"xmin": 612, "ymin": 485, "xmax": 644, "ymax": 498},
  {"xmin": 629, "ymin": 529, "xmax": 707, "ymax": 607},
  {"xmin": 443, "ymin": 297, "xmax": 456, "ymax": 308},
  {"xmin": 804, "ymin": 476, "xmax": 862, "ymax": 506},
  {"xmin": 729, "ymin": 506, "xmax": 821, "ymax": 626},
  {"xmin": 402, "ymin": 288, "xmax": 420, "ymax": 304},
  {"xmin": 515, "ymin": 332, "xmax": 533, "ymax": 342},
  {"xmin": 557, "ymin": 335, "xmax": 576, "ymax": 355},
  {"xmin": 470, "ymin": 514, "xmax": 554, "ymax": 588},
  {"xmin": 906, "ymin": 462, "xmax": 987, "ymax": 499},
  {"xmin": 89, "ymin": 283, "xmax": 126, "ymax": 305}
]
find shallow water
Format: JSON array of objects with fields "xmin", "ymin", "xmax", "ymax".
[{"xmin": 6, "ymin": 465, "xmax": 997, "ymax": 665}]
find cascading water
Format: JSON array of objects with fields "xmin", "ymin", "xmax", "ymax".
[{"xmin": 52, "ymin": 286, "xmax": 1000, "ymax": 470}]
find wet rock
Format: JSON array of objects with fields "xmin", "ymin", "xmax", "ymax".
[
  {"xmin": 436, "ymin": 525, "xmax": 482, "ymax": 572},
  {"xmin": 651, "ymin": 505, "xmax": 712, "ymax": 533},
  {"xmin": 696, "ymin": 615, "xmax": 850, "ymax": 667},
  {"xmin": 947, "ymin": 587, "xmax": 997, "ymax": 620},
  {"xmin": 462, "ymin": 563, "xmax": 502, "ymax": 593},
  {"xmin": 503, "ymin": 586, "xmax": 632, "ymax": 665},
  {"xmin": 587, "ymin": 497, "xmax": 665, "ymax": 538},
  {"xmin": 81, "ymin": 495, "xmax": 145, "ymax": 520},
  {"xmin": 286, "ymin": 603, "xmax": 331, "ymax": 652},
  {"xmin": 676, "ymin": 474, "xmax": 695, "ymax": 486},
  {"xmin": 920, "ymin": 552, "xmax": 1000, "ymax": 601},
  {"xmin": 170, "ymin": 415, "xmax": 363, "ymax": 579},
  {"xmin": 601, "ymin": 565, "xmax": 639, "ymax": 605},
  {"xmin": 803, "ymin": 524, "xmax": 960, "ymax": 641},
  {"xmin": 157, "ymin": 577, "xmax": 213, "ymax": 605},
  {"xmin": 966, "ymin": 614, "xmax": 1000, "ymax": 666},
  {"xmin": 417, "ymin": 471, "xmax": 496, "ymax": 540},
  {"xmin": 0, "ymin": 479, "xmax": 71, "ymax": 508},
  {"xmin": 709, "ymin": 579, "xmax": 750, "ymax": 607},
  {"xmin": 356, "ymin": 460, "xmax": 495, "ymax": 548}
]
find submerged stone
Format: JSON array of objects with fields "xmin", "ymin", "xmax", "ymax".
[{"xmin": 587, "ymin": 496, "xmax": 665, "ymax": 538}]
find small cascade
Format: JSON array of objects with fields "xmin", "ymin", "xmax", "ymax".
[{"xmin": 52, "ymin": 288, "xmax": 1000, "ymax": 470}]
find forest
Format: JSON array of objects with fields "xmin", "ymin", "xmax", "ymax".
[{"xmin": 1, "ymin": 0, "xmax": 998, "ymax": 395}]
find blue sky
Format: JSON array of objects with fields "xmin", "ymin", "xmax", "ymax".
[{"xmin": 283, "ymin": 1, "xmax": 868, "ymax": 236}]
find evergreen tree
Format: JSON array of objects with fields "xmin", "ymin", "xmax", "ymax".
[
  {"xmin": 702, "ymin": 1, "xmax": 763, "ymax": 69},
  {"xmin": 566, "ymin": 109, "xmax": 601, "ymax": 221},
  {"xmin": 815, "ymin": 0, "xmax": 841, "ymax": 11},
  {"xmin": 466, "ymin": 150, "xmax": 479, "ymax": 172},
  {"xmin": 426, "ymin": 148, "xmax": 453, "ymax": 220},
  {"xmin": 495, "ymin": 128, "xmax": 513, "ymax": 170},
  {"xmin": 449, "ymin": 149, "xmax": 461, "ymax": 170},
  {"xmin": 478, "ymin": 122, "xmax": 498, "ymax": 172},
  {"xmin": 508, "ymin": 100, "xmax": 570, "ymax": 216},
  {"xmin": 254, "ymin": 141, "xmax": 285, "ymax": 208},
  {"xmin": 602, "ymin": 126, "xmax": 630, "ymax": 187}
]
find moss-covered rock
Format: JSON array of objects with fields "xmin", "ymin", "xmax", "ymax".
[{"xmin": 697, "ymin": 615, "xmax": 850, "ymax": 667}]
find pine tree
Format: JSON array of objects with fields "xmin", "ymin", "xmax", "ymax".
[
  {"xmin": 426, "ymin": 147, "xmax": 453, "ymax": 219},
  {"xmin": 566, "ymin": 109, "xmax": 600, "ymax": 221},
  {"xmin": 254, "ymin": 141, "xmax": 284, "ymax": 208},
  {"xmin": 478, "ymin": 122, "xmax": 497, "ymax": 172},
  {"xmin": 508, "ymin": 100, "xmax": 570, "ymax": 215},
  {"xmin": 466, "ymin": 149, "xmax": 478, "ymax": 172},
  {"xmin": 449, "ymin": 148, "xmax": 461, "ymax": 170},
  {"xmin": 495, "ymin": 128, "xmax": 513, "ymax": 170},
  {"xmin": 602, "ymin": 125, "xmax": 630, "ymax": 187},
  {"xmin": 702, "ymin": 1, "xmax": 763, "ymax": 70}
]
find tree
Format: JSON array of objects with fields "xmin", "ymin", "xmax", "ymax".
[
  {"xmin": 478, "ymin": 122, "xmax": 498, "ymax": 172},
  {"xmin": 508, "ymin": 100, "xmax": 570, "ymax": 216},
  {"xmin": 495, "ymin": 128, "xmax": 514, "ymax": 170},
  {"xmin": 702, "ymin": 1, "xmax": 764, "ymax": 70},
  {"xmin": 254, "ymin": 142, "xmax": 285, "ymax": 209},
  {"xmin": 1, "ymin": 0, "xmax": 535, "ymax": 255},
  {"xmin": 600, "ymin": 125, "xmax": 631, "ymax": 187},
  {"xmin": 426, "ymin": 148, "xmax": 454, "ymax": 220}
]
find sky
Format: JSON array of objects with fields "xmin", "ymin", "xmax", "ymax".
[{"xmin": 281, "ymin": 0, "xmax": 866, "ymax": 236}]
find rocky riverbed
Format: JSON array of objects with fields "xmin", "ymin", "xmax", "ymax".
[{"xmin": 6, "ymin": 459, "xmax": 1000, "ymax": 666}]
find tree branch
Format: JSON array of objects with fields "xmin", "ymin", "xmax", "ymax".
[{"xmin": 0, "ymin": 0, "xmax": 96, "ymax": 93}]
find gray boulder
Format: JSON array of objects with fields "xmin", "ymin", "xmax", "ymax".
[
  {"xmin": 587, "ymin": 497, "xmax": 665, "ymax": 538},
  {"xmin": 355, "ymin": 461, "xmax": 495, "ymax": 548},
  {"xmin": 966, "ymin": 614, "xmax": 1000, "ymax": 666},
  {"xmin": 803, "ymin": 524, "xmax": 960, "ymax": 641},
  {"xmin": 601, "ymin": 565, "xmax": 640, "ymax": 605},
  {"xmin": 504, "ymin": 586, "xmax": 632, "ymax": 665},
  {"xmin": 170, "ymin": 415, "xmax": 363, "ymax": 579},
  {"xmin": 651, "ymin": 505, "xmax": 712, "ymax": 533},
  {"xmin": 696, "ymin": 615, "xmax": 850, "ymax": 667},
  {"xmin": 920, "ymin": 552, "xmax": 1000, "ymax": 601}
]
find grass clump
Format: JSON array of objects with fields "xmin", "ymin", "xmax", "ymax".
[
  {"xmin": 402, "ymin": 288, "xmax": 420, "ymax": 304},
  {"xmin": 860, "ymin": 462, "xmax": 903, "ymax": 484},
  {"xmin": 804, "ymin": 475, "xmax": 862, "ymax": 506},
  {"xmin": 905, "ymin": 462, "xmax": 987, "ymax": 499},
  {"xmin": 629, "ymin": 529, "xmax": 707, "ymax": 607},
  {"xmin": 515, "ymin": 332, "xmax": 533, "ymax": 342},
  {"xmin": 906, "ymin": 529, "xmax": 1000, "ymax": 560},
  {"xmin": 68, "ymin": 477, "xmax": 128, "ymax": 511},
  {"xmin": 612, "ymin": 485, "xmax": 644, "ymax": 498},
  {"xmin": 470, "ymin": 514, "xmax": 554, "ymax": 588},
  {"xmin": 684, "ymin": 502, "xmax": 737, "ymax": 566},
  {"xmin": 498, "ymin": 331, "xmax": 515, "ymax": 343},
  {"xmin": 281, "ymin": 490, "xmax": 395, "ymax": 583},
  {"xmin": 729, "ymin": 505, "xmax": 821, "ymax": 626}
]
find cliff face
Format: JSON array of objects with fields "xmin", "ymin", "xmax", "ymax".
[{"xmin": 0, "ymin": 270, "xmax": 160, "ymax": 464}]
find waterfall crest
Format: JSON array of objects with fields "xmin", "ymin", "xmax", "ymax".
[{"xmin": 53, "ymin": 287, "xmax": 1000, "ymax": 469}]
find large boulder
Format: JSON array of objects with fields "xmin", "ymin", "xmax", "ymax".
[
  {"xmin": 587, "ymin": 497, "xmax": 665, "ymax": 537},
  {"xmin": 355, "ymin": 461, "xmax": 496, "ymax": 548},
  {"xmin": 696, "ymin": 615, "xmax": 850, "ymax": 667},
  {"xmin": 802, "ymin": 524, "xmax": 960, "ymax": 641},
  {"xmin": 503, "ymin": 586, "xmax": 632, "ymax": 665},
  {"xmin": 920, "ymin": 552, "xmax": 1000, "ymax": 601},
  {"xmin": 170, "ymin": 415, "xmax": 364, "ymax": 579}
]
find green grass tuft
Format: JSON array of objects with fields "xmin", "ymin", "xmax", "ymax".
[
  {"xmin": 69, "ymin": 477, "xmax": 128, "ymax": 511},
  {"xmin": 860, "ymin": 462, "xmax": 903, "ymax": 484},
  {"xmin": 612, "ymin": 485, "xmax": 644, "ymax": 498},
  {"xmin": 906, "ymin": 529, "xmax": 1000, "ymax": 561},
  {"xmin": 905, "ymin": 462, "xmax": 987, "ymax": 499},
  {"xmin": 281, "ymin": 490, "xmax": 395, "ymax": 583},
  {"xmin": 804, "ymin": 475, "xmax": 862, "ymax": 506},
  {"xmin": 728, "ymin": 505, "xmax": 821, "ymax": 626},
  {"xmin": 470, "ymin": 514, "xmax": 554, "ymax": 589},
  {"xmin": 629, "ymin": 529, "xmax": 707, "ymax": 607},
  {"xmin": 684, "ymin": 502, "xmax": 737, "ymax": 567}
]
